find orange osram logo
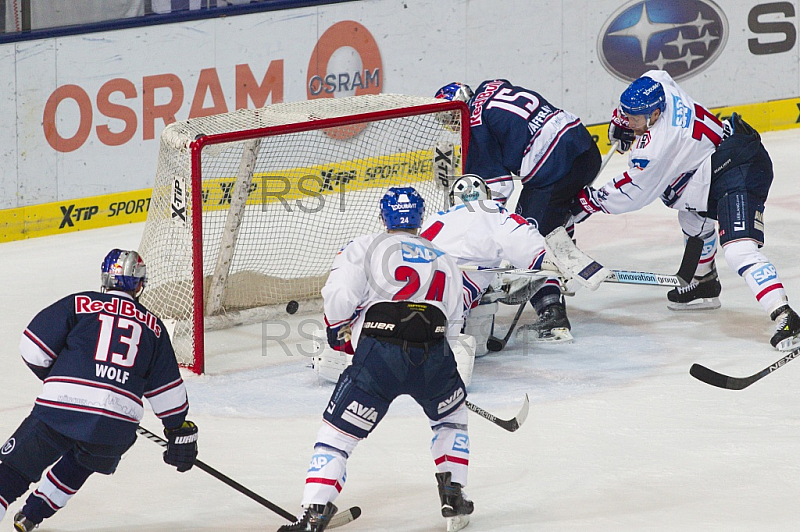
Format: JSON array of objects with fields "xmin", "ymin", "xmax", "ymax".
[{"xmin": 306, "ymin": 21, "xmax": 383, "ymax": 140}]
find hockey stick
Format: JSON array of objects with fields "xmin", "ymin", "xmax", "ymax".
[
  {"xmin": 486, "ymin": 302, "xmax": 527, "ymax": 352},
  {"xmin": 689, "ymin": 346, "xmax": 800, "ymax": 390},
  {"xmin": 465, "ymin": 394, "xmax": 529, "ymax": 432},
  {"xmin": 461, "ymin": 265, "xmax": 684, "ymax": 288},
  {"xmin": 136, "ymin": 426, "xmax": 361, "ymax": 528}
]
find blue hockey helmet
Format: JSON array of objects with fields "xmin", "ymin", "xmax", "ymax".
[
  {"xmin": 101, "ymin": 249, "xmax": 147, "ymax": 295},
  {"xmin": 620, "ymin": 76, "xmax": 666, "ymax": 117},
  {"xmin": 435, "ymin": 82, "xmax": 474, "ymax": 103},
  {"xmin": 380, "ymin": 187, "xmax": 425, "ymax": 230}
]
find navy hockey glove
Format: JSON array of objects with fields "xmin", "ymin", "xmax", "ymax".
[
  {"xmin": 569, "ymin": 187, "xmax": 603, "ymax": 224},
  {"xmin": 608, "ymin": 108, "xmax": 635, "ymax": 153},
  {"xmin": 326, "ymin": 323, "xmax": 354, "ymax": 355},
  {"xmin": 163, "ymin": 420, "xmax": 198, "ymax": 472}
]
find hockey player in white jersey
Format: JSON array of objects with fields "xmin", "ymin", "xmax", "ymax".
[
  {"xmin": 281, "ymin": 187, "xmax": 474, "ymax": 532},
  {"xmin": 420, "ymin": 174, "xmax": 607, "ymax": 349},
  {"xmin": 569, "ymin": 69, "xmax": 800, "ymax": 350}
]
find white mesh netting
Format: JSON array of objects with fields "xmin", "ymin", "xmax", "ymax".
[{"xmin": 138, "ymin": 94, "xmax": 465, "ymax": 371}]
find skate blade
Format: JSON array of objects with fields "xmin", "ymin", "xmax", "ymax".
[
  {"xmin": 776, "ymin": 334, "xmax": 800, "ymax": 352},
  {"xmin": 667, "ymin": 297, "xmax": 721, "ymax": 311},
  {"xmin": 446, "ymin": 514, "xmax": 470, "ymax": 532},
  {"xmin": 517, "ymin": 326, "xmax": 573, "ymax": 343}
]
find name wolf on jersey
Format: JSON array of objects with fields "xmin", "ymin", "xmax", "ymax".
[
  {"xmin": 75, "ymin": 295, "xmax": 161, "ymax": 337},
  {"xmin": 437, "ymin": 388, "xmax": 465, "ymax": 414},
  {"xmin": 95, "ymin": 364, "xmax": 130, "ymax": 384}
]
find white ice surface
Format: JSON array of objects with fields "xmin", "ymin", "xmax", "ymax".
[{"xmin": 1, "ymin": 129, "xmax": 799, "ymax": 531}]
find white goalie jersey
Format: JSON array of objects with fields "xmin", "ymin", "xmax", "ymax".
[
  {"xmin": 420, "ymin": 200, "xmax": 548, "ymax": 310},
  {"xmin": 321, "ymin": 231, "xmax": 463, "ymax": 347}
]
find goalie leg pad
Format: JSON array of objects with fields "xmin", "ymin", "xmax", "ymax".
[
  {"xmin": 544, "ymin": 226, "xmax": 609, "ymax": 290},
  {"xmin": 449, "ymin": 334, "xmax": 476, "ymax": 387},
  {"xmin": 312, "ymin": 328, "xmax": 353, "ymax": 383},
  {"xmin": 463, "ymin": 302, "xmax": 497, "ymax": 357}
]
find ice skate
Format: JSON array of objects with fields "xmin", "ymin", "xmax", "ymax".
[
  {"xmin": 517, "ymin": 295, "xmax": 573, "ymax": 343},
  {"xmin": 770, "ymin": 305, "xmax": 800, "ymax": 351},
  {"xmin": 13, "ymin": 511, "xmax": 37, "ymax": 532},
  {"xmin": 277, "ymin": 502, "xmax": 337, "ymax": 532},
  {"xmin": 667, "ymin": 265, "xmax": 721, "ymax": 311},
  {"xmin": 436, "ymin": 472, "xmax": 474, "ymax": 532}
]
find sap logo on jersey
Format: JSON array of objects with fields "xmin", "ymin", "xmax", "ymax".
[
  {"xmin": 307, "ymin": 453, "xmax": 336, "ymax": 473},
  {"xmin": 751, "ymin": 264, "xmax": 778, "ymax": 286},
  {"xmin": 401, "ymin": 242, "xmax": 444, "ymax": 263},
  {"xmin": 598, "ymin": 0, "xmax": 728, "ymax": 82}
]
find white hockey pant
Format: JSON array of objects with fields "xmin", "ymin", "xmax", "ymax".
[
  {"xmin": 301, "ymin": 422, "xmax": 360, "ymax": 507},
  {"xmin": 430, "ymin": 403, "xmax": 470, "ymax": 487},
  {"xmin": 723, "ymin": 239, "xmax": 789, "ymax": 315}
]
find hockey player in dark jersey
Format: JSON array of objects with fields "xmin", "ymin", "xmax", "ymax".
[
  {"xmin": 435, "ymin": 80, "xmax": 601, "ymax": 342},
  {"xmin": 0, "ymin": 249, "xmax": 198, "ymax": 532}
]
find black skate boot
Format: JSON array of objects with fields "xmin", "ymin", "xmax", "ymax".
[
  {"xmin": 667, "ymin": 264, "xmax": 721, "ymax": 311},
  {"xmin": 277, "ymin": 502, "xmax": 337, "ymax": 532},
  {"xmin": 13, "ymin": 511, "xmax": 37, "ymax": 532},
  {"xmin": 436, "ymin": 472, "xmax": 474, "ymax": 532},
  {"xmin": 770, "ymin": 305, "xmax": 800, "ymax": 351},
  {"xmin": 518, "ymin": 293, "xmax": 572, "ymax": 342}
]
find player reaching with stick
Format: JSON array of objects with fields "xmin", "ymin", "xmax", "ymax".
[
  {"xmin": 569, "ymin": 69, "xmax": 800, "ymax": 351},
  {"xmin": 0, "ymin": 250, "xmax": 198, "ymax": 532}
]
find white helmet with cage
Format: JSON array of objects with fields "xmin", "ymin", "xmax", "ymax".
[{"xmin": 449, "ymin": 174, "xmax": 492, "ymax": 206}]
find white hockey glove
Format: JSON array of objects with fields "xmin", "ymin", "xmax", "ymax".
[
  {"xmin": 608, "ymin": 107, "xmax": 635, "ymax": 153},
  {"xmin": 544, "ymin": 227, "xmax": 610, "ymax": 291}
]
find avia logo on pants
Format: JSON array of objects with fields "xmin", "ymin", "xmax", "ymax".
[
  {"xmin": 341, "ymin": 400, "xmax": 378, "ymax": 432},
  {"xmin": 437, "ymin": 388, "xmax": 465, "ymax": 414}
]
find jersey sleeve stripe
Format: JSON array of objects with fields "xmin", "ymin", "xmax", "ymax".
[
  {"xmin": 147, "ymin": 382, "xmax": 189, "ymax": 418},
  {"xmin": 22, "ymin": 329, "xmax": 58, "ymax": 360},
  {"xmin": 144, "ymin": 377, "xmax": 183, "ymax": 398}
]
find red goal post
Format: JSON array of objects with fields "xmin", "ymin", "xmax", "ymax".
[{"xmin": 138, "ymin": 94, "xmax": 469, "ymax": 373}]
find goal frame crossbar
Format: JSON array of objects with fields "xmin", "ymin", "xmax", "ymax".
[{"xmin": 185, "ymin": 100, "xmax": 470, "ymax": 373}]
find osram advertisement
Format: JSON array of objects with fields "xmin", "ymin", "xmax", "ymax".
[{"xmin": 1, "ymin": 0, "xmax": 799, "ymax": 241}]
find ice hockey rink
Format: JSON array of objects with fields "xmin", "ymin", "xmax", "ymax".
[{"xmin": 1, "ymin": 127, "xmax": 799, "ymax": 531}]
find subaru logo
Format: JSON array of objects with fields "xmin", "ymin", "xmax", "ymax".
[{"xmin": 598, "ymin": 0, "xmax": 728, "ymax": 82}]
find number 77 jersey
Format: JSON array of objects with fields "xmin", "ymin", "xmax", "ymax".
[
  {"xmin": 593, "ymin": 69, "xmax": 725, "ymax": 215},
  {"xmin": 321, "ymin": 231, "xmax": 464, "ymax": 348}
]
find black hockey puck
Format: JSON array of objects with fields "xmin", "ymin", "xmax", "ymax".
[
  {"xmin": 286, "ymin": 300, "xmax": 299, "ymax": 314},
  {"xmin": 486, "ymin": 337, "xmax": 505, "ymax": 352}
]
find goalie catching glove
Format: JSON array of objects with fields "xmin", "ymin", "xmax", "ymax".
[
  {"xmin": 608, "ymin": 107, "xmax": 635, "ymax": 153},
  {"xmin": 163, "ymin": 420, "xmax": 198, "ymax": 472}
]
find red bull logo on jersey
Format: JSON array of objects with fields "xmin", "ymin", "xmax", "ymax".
[
  {"xmin": 401, "ymin": 242, "xmax": 444, "ymax": 263},
  {"xmin": 75, "ymin": 295, "xmax": 162, "ymax": 337}
]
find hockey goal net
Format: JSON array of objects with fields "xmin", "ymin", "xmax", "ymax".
[{"xmin": 138, "ymin": 94, "xmax": 468, "ymax": 373}]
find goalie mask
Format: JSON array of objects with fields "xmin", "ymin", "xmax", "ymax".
[
  {"xmin": 450, "ymin": 174, "xmax": 491, "ymax": 206},
  {"xmin": 380, "ymin": 186, "xmax": 425, "ymax": 230},
  {"xmin": 101, "ymin": 249, "xmax": 147, "ymax": 297}
]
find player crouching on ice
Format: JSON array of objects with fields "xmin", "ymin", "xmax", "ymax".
[
  {"xmin": 282, "ymin": 187, "xmax": 473, "ymax": 532},
  {"xmin": 0, "ymin": 249, "xmax": 198, "ymax": 532},
  {"xmin": 569, "ymin": 69, "xmax": 800, "ymax": 351},
  {"xmin": 312, "ymin": 175, "xmax": 610, "ymax": 386}
]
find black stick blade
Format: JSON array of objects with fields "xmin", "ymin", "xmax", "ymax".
[{"xmin": 689, "ymin": 363, "xmax": 756, "ymax": 390}]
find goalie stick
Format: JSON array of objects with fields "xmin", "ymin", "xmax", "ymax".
[
  {"xmin": 465, "ymin": 394, "xmax": 529, "ymax": 432},
  {"xmin": 136, "ymin": 426, "xmax": 361, "ymax": 528},
  {"xmin": 689, "ymin": 346, "xmax": 800, "ymax": 390},
  {"xmin": 462, "ymin": 265, "xmax": 685, "ymax": 288}
]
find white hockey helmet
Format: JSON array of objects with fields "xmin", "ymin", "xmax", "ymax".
[{"xmin": 449, "ymin": 174, "xmax": 491, "ymax": 206}]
